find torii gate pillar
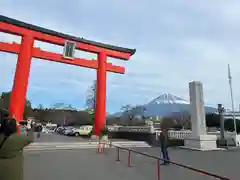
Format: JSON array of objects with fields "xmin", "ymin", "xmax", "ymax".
[
  {"xmin": 9, "ymin": 36, "xmax": 34, "ymax": 121},
  {"xmin": 94, "ymin": 52, "xmax": 107, "ymax": 135}
]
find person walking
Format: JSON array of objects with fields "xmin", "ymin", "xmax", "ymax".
[
  {"xmin": 36, "ymin": 124, "xmax": 41, "ymax": 139},
  {"xmin": 159, "ymin": 128, "xmax": 170, "ymax": 165},
  {"xmin": 0, "ymin": 109, "xmax": 33, "ymax": 180}
]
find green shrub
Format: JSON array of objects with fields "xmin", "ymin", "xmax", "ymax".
[
  {"xmin": 100, "ymin": 127, "xmax": 109, "ymax": 137},
  {"xmin": 224, "ymin": 119, "xmax": 240, "ymax": 133},
  {"xmin": 168, "ymin": 139, "xmax": 184, "ymax": 147}
]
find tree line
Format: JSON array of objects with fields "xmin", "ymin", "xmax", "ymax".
[
  {"xmin": 112, "ymin": 104, "xmax": 240, "ymax": 132},
  {"xmin": 1, "ymin": 91, "xmax": 239, "ymax": 132},
  {"xmin": 0, "ymin": 92, "xmax": 32, "ymax": 119},
  {"xmin": 0, "ymin": 91, "xmax": 93, "ymax": 126},
  {"xmin": 161, "ymin": 111, "xmax": 240, "ymax": 133}
]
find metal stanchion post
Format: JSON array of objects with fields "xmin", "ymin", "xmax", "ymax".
[
  {"xmin": 102, "ymin": 143, "xmax": 105, "ymax": 153},
  {"xmin": 128, "ymin": 150, "xmax": 131, "ymax": 167},
  {"xmin": 116, "ymin": 147, "xmax": 120, "ymax": 161},
  {"xmin": 97, "ymin": 142, "xmax": 101, "ymax": 153}
]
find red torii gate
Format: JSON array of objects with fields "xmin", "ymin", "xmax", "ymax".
[{"xmin": 0, "ymin": 15, "xmax": 135, "ymax": 135}]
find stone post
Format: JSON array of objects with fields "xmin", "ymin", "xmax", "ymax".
[
  {"xmin": 184, "ymin": 81, "xmax": 217, "ymax": 150},
  {"xmin": 189, "ymin": 81, "xmax": 206, "ymax": 136}
]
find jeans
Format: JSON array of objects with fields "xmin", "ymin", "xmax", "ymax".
[{"xmin": 161, "ymin": 146, "xmax": 170, "ymax": 164}]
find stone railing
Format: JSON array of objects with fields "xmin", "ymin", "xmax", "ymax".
[
  {"xmin": 155, "ymin": 130, "xmax": 240, "ymax": 146},
  {"xmin": 155, "ymin": 130, "xmax": 192, "ymax": 140},
  {"xmin": 107, "ymin": 125, "xmax": 155, "ymax": 133},
  {"xmin": 107, "ymin": 126, "xmax": 240, "ymax": 146}
]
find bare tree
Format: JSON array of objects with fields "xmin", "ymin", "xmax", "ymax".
[
  {"xmin": 121, "ymin": 104, "xmax": 132, "ymax": 113},
  {"xmin": 120, "ymin": 105, "xmax": 146, "ymax": 125},
  {"xmin": 85, "ymin": 80, "xmax": 97, "ymax": 111},
  {"xmin": 131, "ymin": 105, "xmax": 146, "ymax": 118},
  {"xmin": 160, "ymin": 117, "xmax": 178, "ymax": 129},
  {"xmin": 170, "ymin": 111, "xmax": 191, "ymax": 130},
  {"xmin": 38, "ymin": 104, "xmax": 44, "ymax": 110}
]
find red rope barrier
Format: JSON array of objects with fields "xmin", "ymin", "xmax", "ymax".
[
  {"xmin": 99, "ymin": 142, "xmax": 231, "ymax": 180},
  {"xmin": 157, "ymin": 159, "xmax": 160, "ymax": 180}
]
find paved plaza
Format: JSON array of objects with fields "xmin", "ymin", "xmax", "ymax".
[{"xmin": 23, "ymin": 133, "xmax": 239, "ymax": 180}]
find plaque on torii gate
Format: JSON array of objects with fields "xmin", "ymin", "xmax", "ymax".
[{"xmin": 0, "ymin": 15, "xmax": 135, "ymax": 135}]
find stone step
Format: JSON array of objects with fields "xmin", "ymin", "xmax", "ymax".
[{"xmin": 24, "ymin": 141, "xmax": 151, "ymax": 151}]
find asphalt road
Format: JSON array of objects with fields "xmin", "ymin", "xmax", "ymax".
[
  {"xmin": 24, "ymin": 149, "xmax": 148, "ymax": 180},
  {"xmin": 23, "ymin": 133, "xmax": 239, "ymax": 180},
  {"xmin": 35, "ymin": 132, "xmax": 133, "ymax": 142},
  {"xmin": 110, "ymin": 147, "xmax": 240, "ymax": 180}
]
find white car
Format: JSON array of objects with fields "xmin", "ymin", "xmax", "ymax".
[{"xmin": 42, "ymin": 127, "xmax": 50, "ymax": 133}]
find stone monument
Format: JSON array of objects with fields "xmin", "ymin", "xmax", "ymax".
[{"xmin": 184, "ymin": 81, "xmax": 218, "ymax": 150}]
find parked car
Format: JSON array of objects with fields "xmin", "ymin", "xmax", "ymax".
[
  {"xmin": 56, "ymin": 127, "xmax": 63, "ymax": 133},
  {"xmin": 57, "ymin": 127, "xmax": 66, "ymax": 135},
  {"xmin": 73, "ymin": 125, "xmax": 93, "ymax": 136},
  {"xmin": 63, "ymin": 127, "xmax": 76, "ymax": 136},
  {"xmin": 42, "ymin": 127, "xmax": 50, "ymax": 133}
]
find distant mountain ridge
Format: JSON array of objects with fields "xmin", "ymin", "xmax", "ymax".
[{"xmin": 112, "ymin": 93, "xmax": 216, "ymax": 117}]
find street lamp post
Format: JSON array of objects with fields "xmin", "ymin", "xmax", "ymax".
[
  {"xmin": 218, "ymin": 104, "xmax": 225, "ymax": 139},
  {"xmin": 218, "ymin": 104, "xmax": 228, "ymax": 148},
  {"xmin": 228, "ymin": 64, "xmax": 238, "ymax": 146}
]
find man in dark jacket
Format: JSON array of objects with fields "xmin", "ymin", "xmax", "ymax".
[
  {"xmin": 0, "ymin": 109, "xmax": 33, "ymax": 180},
  {"xmin": 159, "ymin": 128, "xmax": 170, "ymax": 165}
]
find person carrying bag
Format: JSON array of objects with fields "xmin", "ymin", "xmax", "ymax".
[{"xmin": 0, "ymin": 109, "xmax": 33, "ymax": 180}]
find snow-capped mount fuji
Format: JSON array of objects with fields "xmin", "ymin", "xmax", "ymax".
[
  {"xmin": 143, "ymin": 93, "xmax": 216, "ymax": 117},
  {"xmin": 111, "ymin": 93, "xmax": 216, "ymax": 117},
  {"xmin": 148, "ymin": 93, "xmax": 189, "ymax": 105}
]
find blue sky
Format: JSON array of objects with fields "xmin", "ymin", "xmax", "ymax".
[{"xmin": 1, "ymin": 0, "xmax": 240, "ymax": 113}]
